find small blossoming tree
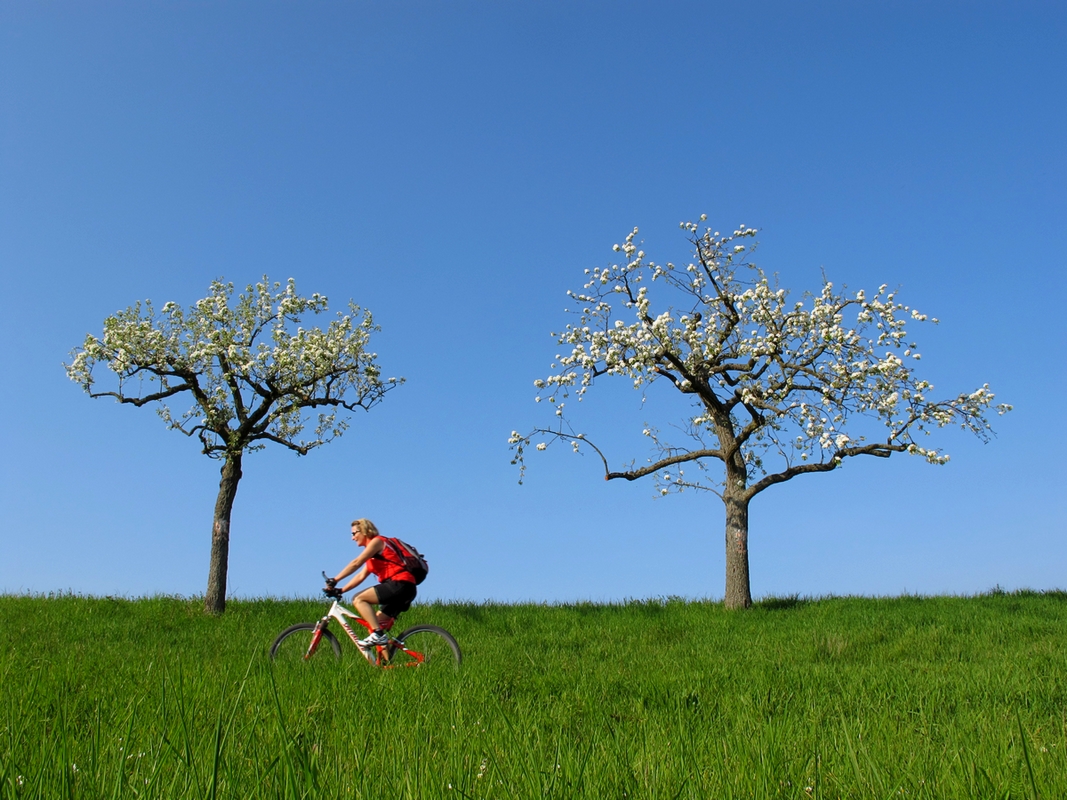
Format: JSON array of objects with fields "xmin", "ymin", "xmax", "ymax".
[
  {"xmin": 66, "ymin": 277, "xmax": 402, "ymax": 614},
  {"xmin": 511, "ymin": 218, "xmax": 1010, "ymax": 609}
]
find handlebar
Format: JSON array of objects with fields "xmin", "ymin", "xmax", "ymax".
[{"xmin": 322, "ymin": 570, "xmax": 343, "ymax": 598}]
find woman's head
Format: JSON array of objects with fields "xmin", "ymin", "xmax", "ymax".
[{"xmin": 351, "ymin": 518, "xmax": 380, "ymax": 542}]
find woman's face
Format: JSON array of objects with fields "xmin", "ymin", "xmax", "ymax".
[{"xmin": 351, "ymin": 525, "xmax": 369, "ymax": 546}]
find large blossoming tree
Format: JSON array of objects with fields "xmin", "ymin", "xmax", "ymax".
[
  {"xmin": 511, "ymin": 219, "xmax": 1010, "ymax": 609},
  {"xmin": 66, "ymin": 277, "xmax": 402, "ymax": 614}
]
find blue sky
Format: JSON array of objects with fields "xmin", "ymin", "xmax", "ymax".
[{"xmin": 2, "ymin": 1, "xmax": 1064, "ymax": 603}]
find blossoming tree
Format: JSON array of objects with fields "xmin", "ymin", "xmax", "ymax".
[
  {"xmin": 66, "ymin": 277, "xmax": 402, "ymax": 614},
  {"xmin": 511, "ymin": 218, "xmax": 1010, "ymax": 609}
]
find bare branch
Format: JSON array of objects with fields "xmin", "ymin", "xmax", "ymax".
[
  {"xmin": 607, "ymin": 447, "xmax": 726, "ymax": 482},
  {"xmin": 88, "ymin": 382, "xmax": 192, "ymax": 407},
  {"xmin": 746, "ymin": 441, "xmax": 907, "ymax": 499}
]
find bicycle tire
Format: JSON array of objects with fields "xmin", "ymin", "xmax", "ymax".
[
  {"xmin": 386, "ymin": 624, "xmax": 462, "ymax": 667},
  {"xmin": 269, "ymin": 623, "xmax": 342, "ymax": 663}
]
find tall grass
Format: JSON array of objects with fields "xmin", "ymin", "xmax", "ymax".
[{"xmin": 1, "ymin": 591, "xmax": 1065, "ymax": 798}]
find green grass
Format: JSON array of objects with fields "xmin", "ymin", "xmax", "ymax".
[{"xmin": 2, "ymin": 591, "xmax": 1066, "ymax": 798}]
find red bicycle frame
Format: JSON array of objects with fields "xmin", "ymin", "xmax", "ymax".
[{"xmin": 306, "ymin": 599, "xmax": 426, "ymax": 667}]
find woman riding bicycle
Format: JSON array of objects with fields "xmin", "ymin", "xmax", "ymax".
[{"xmin": 329, "ymin": 518, "xmax": 418, "ymax": 652}]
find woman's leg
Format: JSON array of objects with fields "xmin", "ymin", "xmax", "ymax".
[{"xmin": 352, "ymin": 585, "xmax": 381, "ymax": 631}]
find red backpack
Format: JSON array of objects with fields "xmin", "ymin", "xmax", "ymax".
[{"xmin": 381, "ymin": 537, "xmax": 429, "ymax": 585}]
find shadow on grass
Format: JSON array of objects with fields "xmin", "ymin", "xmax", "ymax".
[{"xmin": 755, "ymin": 594, "xmax": 812, "ymax": 611}]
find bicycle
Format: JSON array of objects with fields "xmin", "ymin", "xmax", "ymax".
[{"xmin": 269, "ymin": 573, "xmax": 462, "ymax": 668}]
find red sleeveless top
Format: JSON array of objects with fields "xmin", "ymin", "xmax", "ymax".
[{"xmin": 367, "ymin": 539, "xmax": 417, "ymax": 584}]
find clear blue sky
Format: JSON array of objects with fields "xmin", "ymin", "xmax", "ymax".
[{"xmin": 2, "ymin": 2, "xmax": 1064, "ymax": 603}]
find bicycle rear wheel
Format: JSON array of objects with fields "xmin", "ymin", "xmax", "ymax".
[
  {"xmin": 386, "ymin": 624, "xmax": 462, "ymax": 668},
  {"xmin": 270, "ymin": 623, "xmax": 342, "ymax": 663}
]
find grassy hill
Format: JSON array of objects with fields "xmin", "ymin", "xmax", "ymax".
[{"xmin": 1, "ymin": 591, "xmax": 1065, "ymax": 798}]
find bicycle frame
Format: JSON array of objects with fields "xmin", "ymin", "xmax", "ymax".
[{"xmin": 307, "ymin": 599, "xmax": 427, "ymax": 667}]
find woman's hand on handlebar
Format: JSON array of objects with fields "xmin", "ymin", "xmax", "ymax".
[{"xmin": 322, "ymin": 571, "xmax": 343, "ymax": 598}]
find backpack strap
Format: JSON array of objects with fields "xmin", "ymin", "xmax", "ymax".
[{"xmin": 379, "ymin": 537, "xmax": 407, "ymax": 568}]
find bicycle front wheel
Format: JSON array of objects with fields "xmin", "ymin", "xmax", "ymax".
[
  {"xmin": 270, "ymin": 623, "xmax": 342, "ymax": 664},
  {"xmin": 386, "ymin": 624, "xmax": 462, "ymax": 668}
]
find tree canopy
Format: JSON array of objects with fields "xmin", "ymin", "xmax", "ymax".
[{"xmin": 512, "ymin": 219, "xmax": 1010, "ymax": 607}]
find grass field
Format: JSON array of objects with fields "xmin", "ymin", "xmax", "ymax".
[{"xmin": 1, "ymin": 590, "xmax": 1065, "ymax": 799}]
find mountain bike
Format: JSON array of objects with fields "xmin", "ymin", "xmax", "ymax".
[{"xmin": 269, "ymin": 574, "xmax": 461, "ymax": 668}]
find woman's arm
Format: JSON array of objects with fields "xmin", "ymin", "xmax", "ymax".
[
  {"xmin": 339, "ymin": 563, "xmax": 371, "ymax": 594},
  {"xmin": 333, "ymin": 537, "xmax": 386, "ymax": 587}
]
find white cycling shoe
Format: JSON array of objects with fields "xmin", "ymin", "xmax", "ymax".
[{"xmin": 359, "ymin": 630, "xmax": 390, "ymax": 648}]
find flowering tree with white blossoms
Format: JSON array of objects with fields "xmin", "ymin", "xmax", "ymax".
[
  {"xmin": 66, "ymin": 278, "xmax": 402, "ymax": 614},
  {"xmin": 511, "ymin": 218, "xmax": 1010, "ymax": 609}
]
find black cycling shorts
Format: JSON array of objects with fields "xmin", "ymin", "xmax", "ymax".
[{"xmin": 374, "ymin": 579, "xmax": 417, "ymax": 619}]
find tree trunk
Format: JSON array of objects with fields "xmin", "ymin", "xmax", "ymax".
[
  {"xmin": 204, "ymin": 453, "xmax": 242, "ymax": 614},
  {"xmin": 723, "ymin": 490, "xmax": 752, "ymax": 609}
]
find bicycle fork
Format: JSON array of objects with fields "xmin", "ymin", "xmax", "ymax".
[{"xmin": 305, "ymin": 618, "xmax": 330, "ymax": 659}]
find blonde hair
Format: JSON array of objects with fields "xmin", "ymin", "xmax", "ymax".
[{"xmin": 351, "ymin": 518, "xmax": 380, "ymax": 538}]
